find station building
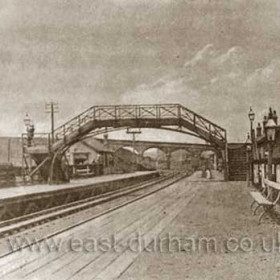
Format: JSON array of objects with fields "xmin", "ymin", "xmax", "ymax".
[{"xmin": 252, "ymin": 108, "xmax": 280, "ymax": 183}]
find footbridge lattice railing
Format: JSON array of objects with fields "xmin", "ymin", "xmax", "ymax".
[{"xmin": 53, "ymin": 104, "xmax": 226, "ymax": 147}]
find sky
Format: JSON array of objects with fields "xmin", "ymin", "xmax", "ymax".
[{"xmin": 0, "ymin": 0, "xmax": 280, "ymax": 142}]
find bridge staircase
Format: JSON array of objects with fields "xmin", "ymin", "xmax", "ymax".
[{"xmin": 228, "ymin": 144, "xmax": 249, "ymax": 181}]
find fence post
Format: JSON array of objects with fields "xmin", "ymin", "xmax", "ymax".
[
  {"xmin": 92, "ymin": 107, "xmax": 96, "ymax": 120},
  {"xmin": 63, "ymin": 126, "xmax": 66, "ymax": 144},
  {"xmin": 177, "ymin": 105, "xmax": 181, "ymax": 128},
  {"xmin": 209, "ymin": 124, "xmax": 212, "ymax": 136},
  {"xmin": 224, "ymin": 132, "xmax": 229, "ymax": 181},
  {"xmin": 177, "ymin": 105, "xmax": 181, "ymax": 119},
  {"xmin": 78, "ymin": 116, "xmax": 81, "ymax": 128},
  {"xmin": 48, "ymin": 133, "xmax": 51, "ymax": 153},
  {"xmin": 156, "ymin": 105, "xmax": 160, "ymax": 119},
  {"xmin": 115, "ymin": 106, "xmax": 117, "ymax": 118}
]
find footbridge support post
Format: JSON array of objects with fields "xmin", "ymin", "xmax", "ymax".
[
  {"xmin": 48, "ymin": 152, "xmax": 70, "ymax": 185},
  {"xmin": 26, "ymin": 151, "xmax": 70, "ymax": 185},
  {"xmin": 224, "ymin": 141, "xmax": 229, "ymax": 181},
  {"xmin": 166, "ymin": 149, "xmax": 172, "ymax": 170}
]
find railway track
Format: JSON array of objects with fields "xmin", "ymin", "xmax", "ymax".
[{"xmin": 0, "ymin": 171, "xmax": 189, "ymax": 245}]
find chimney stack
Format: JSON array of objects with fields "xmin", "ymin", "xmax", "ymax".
[
  {"xmin": 263, "ymin": 115, "xmax": 268, "ymax": 130},
  {"xmin": 256, "ymin": 122, "xmax": 262, "ymax": 138},
  {"xmin": 268, "ymin": 107, "xmax": 273, "ymax": 119},
  {"xmin": 273, "ymin": 110, "xmax": 278, "ymax": 125}
]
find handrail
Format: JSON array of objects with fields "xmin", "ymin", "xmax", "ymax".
[
  {"xmin": 264, "ymin": 178, "xmax": 280, "ymax": 191},
  {"xmin": 179, "ymin": 104, "xmax": 225, "ymax": 131},
  {"xmin": 262, "ymin": 177, "xmax": 280, "ymax": 206}
]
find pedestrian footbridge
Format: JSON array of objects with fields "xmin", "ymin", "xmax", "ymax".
[{"xmin": 22, "ymin": 103, "xmax": 228, "ymax": 183}]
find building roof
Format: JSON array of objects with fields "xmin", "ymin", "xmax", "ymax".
[
  {"xmin": 0, "ymin": 136, "xmax": 112, "ymax": 167},
  {"xmin": 200, "ymin": 150, "xmax": 215, "ymax": 159},
  {"xmin": 121, "ymin": 146, "xmax": 139, "ymax": 155},
  {"xmin": 81, "ymin": 138, "xmax": 112, "ymax": 153},
  {"xmin": 0, "ymin": 137, "xmax": 22, "ymax": 166}
]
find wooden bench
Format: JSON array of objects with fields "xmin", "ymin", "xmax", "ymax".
[{"xmin": 250, "ymin": 177, "xmax": 280, "ymax": 224}]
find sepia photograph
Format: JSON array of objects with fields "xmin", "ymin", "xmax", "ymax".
[{"xmin": 0, "ymin": 0, "xmax": 280, "ymax": 279}]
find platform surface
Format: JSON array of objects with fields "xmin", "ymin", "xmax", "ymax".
[
  {"xmin": 1, "ymin": 171, "xmax": 280, "ymax": 279},
  {"xmin": 0, "ymin": 171, "xmax": 157, "ymax": 201}
]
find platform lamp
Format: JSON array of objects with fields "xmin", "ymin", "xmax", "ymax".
[
  {"xmin": 245, "ymin": 133, "xmax": 252, "ymax": 187},
  {"xmin": 265, "ymin": 118, "xmax": 277, "ymax": 180},
  {"xmin": 248, "ymin": 107, "xmax": 255, "ymax": 142},
  {"xmin": 23, "ymin": 113, "xmax": 31, "ymax": 128},
  {"xmin": 126, "ymin": 128, "xmax": 141, "ymax": 165},
  {"xmin": 23, "ymin": 114, "xmax": 34, "ymax": 147},
  {"xmin": 248, "ymin": 107, "xmax": 255, "ymax": 129},
  {"xmin": 103, "ymin": 128, "xmax": 109, "ymax": 168}
]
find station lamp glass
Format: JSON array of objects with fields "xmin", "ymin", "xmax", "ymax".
[
  {"xmin": 265, "ymin": 118, "xmax": 277, "ymax": 142},
  {"xmin": 248, "ymin": 107, "xmax": 255, "ymax": 122},
  {"xmin": 23, "ymin": 114, "xmax": 31, "ymax": 128},
  {"xmin": 245, "ymin": 133, "xmax": 252, "ymax": 151}
]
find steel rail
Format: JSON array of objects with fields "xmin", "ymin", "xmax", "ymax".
[
  {"xmin": 0, "ymin": 173, "xmax": 176, "ymax": 238},
  {"xmin": 0, "ymin": 172, "xmax": 188, "ymax": 259}
]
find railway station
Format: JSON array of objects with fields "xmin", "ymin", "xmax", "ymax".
[{"xmin": 0, "ymin": 103, "xmax": 279, "ymax": 279}]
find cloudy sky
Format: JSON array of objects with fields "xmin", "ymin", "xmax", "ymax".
[{"xmin": 1, "ymin": 0, "xmax": 280, "ymax": 142}]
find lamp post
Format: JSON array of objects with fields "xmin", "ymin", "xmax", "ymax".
[
  {"xmin": 248, "ymin": 107, "xmax": 255, "ymax": 138},
  {"xmin": 248, "ymin": 107, "xmax": 255, "ymax": 158},
  {"xmin": 265, "ymin": 118, "xmax": 277, "ymax": 180},
  {"xmin": 126, "ymin": 128, "xmax": 141, "ymax": 166},
  {"xmin": 103, "ymin": 130, "xmax": 108, "ymax": 172},
  {"xmin": 45, "ymin": 102, "xmax": 59, "ymax": 145},
  {"xmin": 245, "ymin": 133, "xmax": 252, "ymax": 187},
  {"xmin": 23, "ymin": 114, "xmax": 34, "ymax": 147},
  {"xmin": 23, "ymin": 113, "xmax": 31, "ymax": 128}
]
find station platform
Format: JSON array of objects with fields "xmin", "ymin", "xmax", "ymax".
[
  {"xmin": 1, "ymin": 171, "xmax": 278, "ymax": 280},
  {"xmin": 0, "ymin": 171, "xmax": 159, "ymax": 221}
]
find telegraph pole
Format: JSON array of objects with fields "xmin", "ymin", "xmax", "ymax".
[
  {"xmin": 126, "ymin": 128, "xmax": 141, "ymax": 164},
  {"xmin": 45, "ymin": 102, "xmax": 59, "ymax": 144}
]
